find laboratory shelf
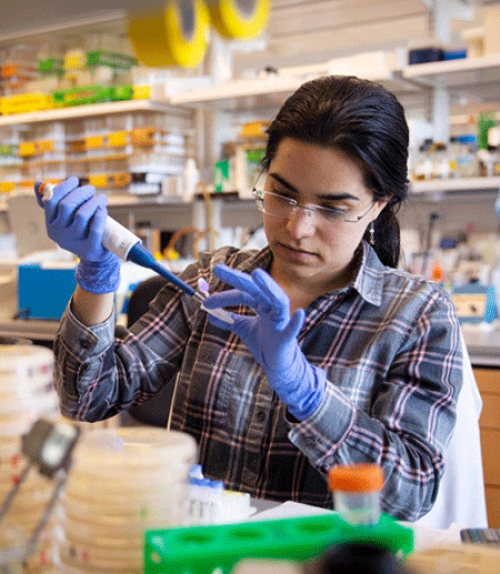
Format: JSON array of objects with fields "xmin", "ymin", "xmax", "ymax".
[
  {"xmin": 167, "ymin": 52, "xmax": 417, "ymax": 113},
  {"xmin": 410, "ymin": 176, "xmax": 500, "ymax": 195},
  {"xmin": 0, "ymin": 99, "xmax": 184, "ymax": 128},
  {"xmin": 402, "ymin": 54, "xmax": 500, "ymax": 88}
]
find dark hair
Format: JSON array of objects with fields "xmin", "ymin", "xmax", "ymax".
[{"xmin": 262, "ymin": 75, "xmax": 409, "ymax": 268}]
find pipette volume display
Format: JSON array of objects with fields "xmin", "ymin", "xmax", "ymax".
[{"xmin": 37, "ymin": 182, "xmax": 233, "ymax": 324}]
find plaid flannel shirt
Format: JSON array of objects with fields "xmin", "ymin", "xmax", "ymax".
[{"xmin": 54, "ymin": 241, "xmax": 462, "ymax": 521}]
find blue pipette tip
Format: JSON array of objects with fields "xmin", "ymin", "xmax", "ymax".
[{"xmin": 127, "ymin": 243, "xmax": 233, "ymax": 323}]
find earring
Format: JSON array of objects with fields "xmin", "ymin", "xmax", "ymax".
[{"xmin": 368, "ymin": 221, "xmax": 375, "ymax": 245}]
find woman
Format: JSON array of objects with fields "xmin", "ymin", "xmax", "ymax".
[{"xmin": 38, "ymin": 75, "xmax": 462, "ymax": 521}]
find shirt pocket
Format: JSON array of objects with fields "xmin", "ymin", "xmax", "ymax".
[{"xmin": 176, "ymin": 356, "xmax": 240, "ymax": 429}]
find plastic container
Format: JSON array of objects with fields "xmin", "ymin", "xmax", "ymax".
[
  {"xmin": 144, "ymin": 512, "xmax": 414, "ymax": 574},
  {"xmin": 328, "ymin": 463, "xmax": 384, "ymax": 525},
  {"xmin": 430, "ymin": 141, "xmax": 450, "ymax": 179},
  {"xmin": 456, "ymin": 134, "xmax": 479, "ymax": 178},
  {"xmin": 0, "ymin": 344, "xmax": 58, "ymax": 573},
  {"xmin": 53, "ymin": 427, "xmax": 198, "ymax": 574}
]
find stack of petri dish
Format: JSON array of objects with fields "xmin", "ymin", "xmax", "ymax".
[
  {"xmin": 0, "ymin": 343, "xmax": 60, "ymax": 573},
  {"xmin": 53, "ymin": 426, "xmax": 198, "ymax": 574}
]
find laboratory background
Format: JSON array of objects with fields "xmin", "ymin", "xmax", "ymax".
[{"xmin": 1, "ymin": 0, "xmax": 500, "ymax": 572}]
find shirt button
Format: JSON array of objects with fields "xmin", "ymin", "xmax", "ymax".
[
  {"xmin": 304, "ymin": 437, "xmax": 316, "ymax": 448},
  {"xmin": 255, "ymin": 409, "xmax": 266, "ymax": 422},
  {"xmin": 248, "ymin": 458, "xmax": 260, "ymax": 474},
  {"xmin": 80, "ymin": 339, "xmax": 92, "ymax": 350}
]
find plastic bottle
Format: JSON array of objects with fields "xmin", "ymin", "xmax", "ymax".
[
  {"xmin": 478, "ymin": 145, "xmax": 499, "ymax": 177},
  {"xmin": 412, "ymin": 139, "xmax": 433, "ymax": 181},
  {"xmin": 328, "ymin": 463, "xmax": 384, "ymax": 525},
  {"xmin": 430, "ymin": 141, "xmax": 450, "ymax": 179},
  {"xmin": 448, "ymin": 135, "xmax": 460, "ymax": 178},
  {"xmin": 456, "ymin": 134, "xmax": 479, "ymax": 178},
  {"xmin": 182, "ymin": 158, "xmax": 200, "ymax": 202}
]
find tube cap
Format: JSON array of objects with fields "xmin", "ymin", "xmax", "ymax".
[{"xmin": 328, "ymin": 463, "xmax": 384, "ymax": 493}]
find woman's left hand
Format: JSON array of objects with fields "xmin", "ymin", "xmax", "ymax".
[{"xmin": 203, "ymin": 264, "xmax": 326, "ymax": 420}]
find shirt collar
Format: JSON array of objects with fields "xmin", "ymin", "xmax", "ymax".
[
  {"xmin": 351, "ymin": 241, "xmax": 386, "ymax": 306},
  {"xmin": 238, "ymin": 246, "xmax": 273, "ymax": 274}
]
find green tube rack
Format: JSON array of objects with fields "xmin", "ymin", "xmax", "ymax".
[{"xmin": 144, "ymin": 512, "xmax": 414, "ymax": 574}]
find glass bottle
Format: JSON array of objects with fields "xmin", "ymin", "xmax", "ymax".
[
  {"xmin": 430, "ymin": 141, "xmax": 450, "ymax": 179},
  {"xmin": 448, "ymin": 135, "xmax": 460, "ymax": 178},
  {"xmin": 413, "ymin": 139, "xmax": 433, "ymax": 181}
]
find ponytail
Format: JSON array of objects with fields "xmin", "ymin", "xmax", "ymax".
[{"xmin": 364, "ymin": 204, "xmax": 401, "ymax": 268}]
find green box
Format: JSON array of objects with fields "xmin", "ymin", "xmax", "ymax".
[
  {"xmin": 0, "ymin": 144, "xmax": 14, "ymax": 156},
  {"xmin": 52, "ymin": 85, "xmax": 112, "ymax": 106},
  {"xmin": 214, "ymin": 159, "xmax": 230, "ymax": 192},
  {"xmin": 38, "ymin": 58, "xmax": 64, "ymax": 75},
  {"xmin": 144, "ymin": 513, "xmax": 414, "ymax": 574},
  {"xmin": 86, "ymin": 50, "xmax": 137, "ymax": 70},
  {"xmin": 110, "ymin": 85, "xmax": 133, "ymax": 101}
]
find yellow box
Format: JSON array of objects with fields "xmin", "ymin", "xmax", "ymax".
[
  {"xmin": 64, "ymin": 51, "xmax": 86, "ymax": 70},
  {"xmin": 132, "ymin": 85, "xmax": 151, "ymax": 99},
  {"xmin": 89, "ymin": 174, "xmax": 108, "ymax": 188},
  {"xmin": 108, "ymin": 131, "xmax": 129, "ymax": 147},
  {"xmin": 0, "ymin": 93, "xmax": 53, "ymax": 115},
  {"xmin": 85, "ymin": 135, "xmax": 105, "ymax": 149},
  {"xmin": 111, "ymin": 173, "xmax": 132, "ymax": 187},
  {"xmin": 0, "ymin": 181, "xmax": 16, "ymax": 193},
  {"xmin": 239, "ymin": 121, "xmax": 271, "ymax": 139},
  {"xmin": 131, "ymin": 127, "xmax": 158, "ymax": 146},
  {"xmin": 19, "ymin": 142, "xmax": 36, "ymax": 157},
  {"xmin": 37, "ymin": 140, "xmax": 55, "ymax": 153},
  {"xmin": 21, "ymin": 180, "xmax": 36, "ymax": 190}
]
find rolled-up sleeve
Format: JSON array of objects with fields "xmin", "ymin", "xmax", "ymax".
[
  {"xmin": 288, "ymin": 281, "xmax": 462, "ymax": 521},
  {"xmin": 53, "ymin": 278, "xmax": 195, "ymax": 422}
]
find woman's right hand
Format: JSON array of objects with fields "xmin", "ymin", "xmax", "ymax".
[{"xmin": 34, "ymin": 176, "xmax": 110, "ymax": 263}]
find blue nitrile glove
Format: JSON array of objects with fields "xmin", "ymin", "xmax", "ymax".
[
  {"xmin": 203, "ymin": 264, "xmax": 326, "ymax": 420},
  {"xmin": 34, "ymin": 177, "xmax": 120, "ymax": 294}
]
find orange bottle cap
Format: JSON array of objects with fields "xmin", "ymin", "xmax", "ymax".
[
  {"xmin": 328, "ymin": 463, "xmax": 384, "ymax": 493},
  {"xmin": 37, "ymin": 181, "xmax": 47, "ymax": 196}
]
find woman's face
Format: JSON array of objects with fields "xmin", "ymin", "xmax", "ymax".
[{"xmin": 262, "ymin": 138, "xmax": 387, "ymax": 291}]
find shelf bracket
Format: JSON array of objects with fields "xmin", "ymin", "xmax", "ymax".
[
  {"xmin": 423, "ymin": 0, "xmax": 474, "ymax": 44},
  {"xmin": 422, "ymin": 0, "xmax": 474, "ymax": 144}
]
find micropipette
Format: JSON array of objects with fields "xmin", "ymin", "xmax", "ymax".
[{"xmin": 37, "ymin": 182, "xmax": 233, "ymax": 324}]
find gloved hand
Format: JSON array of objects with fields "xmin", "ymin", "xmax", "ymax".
[
  {"xmin": 34, "ymin": 177, "xmax": 120, "ymax": 294},
  {"xmin": 203, "ymin": 264, "xmax": 326, "ymax": 420}
]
